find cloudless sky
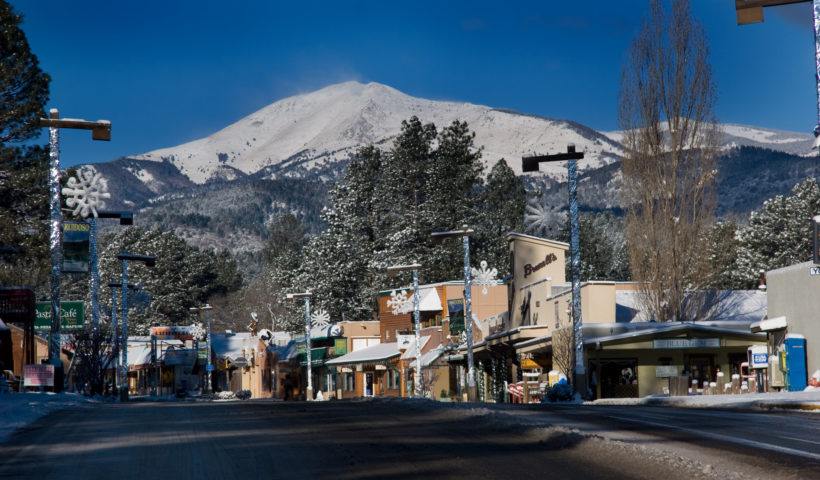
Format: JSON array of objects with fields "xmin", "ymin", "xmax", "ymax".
[{"xmin": 11, "ymin": 0, "xmax": 816, "ymax": 167}]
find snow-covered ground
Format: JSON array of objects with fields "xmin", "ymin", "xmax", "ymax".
[
  {"xmin": 0, "ymin": 392, "xmax": 99, "ymax": 444},
  {"xmin": 591, "ymin": 389, "xmax": 820, "ymax": 410}
]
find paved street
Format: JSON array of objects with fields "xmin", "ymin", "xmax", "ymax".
[{"xmin": 1, "ymin": 399, "xmax": 819, "ymax": 479}]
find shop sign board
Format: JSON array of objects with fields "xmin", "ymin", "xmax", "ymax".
[
  {"xmin": 655, "ymin": 365, "xmax": 679, "ymax": 378},
  {"xmin": 34, "ymin": 301, "xmax": 85, "ymax": 332},
  {"xmin": 653, "ymin": 338, "xmax": 720, "ymax": 349},
  {"xmin": 24, "ymin": 364, "xmax": 54, "ymax": 387},
  {"xmin": 334, "ymin": 338, "xmax": 347, "ymax": 355}
]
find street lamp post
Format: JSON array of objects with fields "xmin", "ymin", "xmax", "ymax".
[
  {"xmin": 287, "ymin": 292, "xmax": 313, "ymax": 401},
  {"xmin": 116, "ymin": 252, "xmax": 155, "ymax": 401},
  {"xmin": 38, "ymin": 109, "xmax": 111, "ymax": 391},
  {"xmin": 190, "ymin": 305, "xmax": 213, "ymax": 394},
  {"xmin": 735, "ymin": 0, "xmax": 820, "ymax": 157},
  {"xmin": 387, "ymin": 264, "xmax": 423, "ymax": 397},
  {"xmin": 107, "ymin": 281, "xmax": 138, "ymax": 393},
  {"xmin": 522, "ymin": 144, "xmax": 587, "ymax": 395},
  {"xmin": 431, "ymin": 225, "xmax": 477, "ymax": 402},
  {"xmin": 91, "ymin": 212, "xmax": 132, "ymax": 336}
]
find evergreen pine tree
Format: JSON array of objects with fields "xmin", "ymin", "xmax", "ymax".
[
  {"xmin": 734, "ymin": 178, "xmax": 820, "ymax": 287},
  {"xmin": 0, "ymin": 2, "xmax": 51, "ymax": 290},
  {"xmin": 474, "ymin": 159, "xmax": 526, "ymax": 278}
]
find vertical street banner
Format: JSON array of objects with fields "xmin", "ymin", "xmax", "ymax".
[
  {"xmin": 448, "ymin": 299, "xmax": 465, "ymax": 333},
  {"xmin": 35, "ymin": 301, "xmax": 86, "ymax": 332},
  {"xmin": 62, "ymin": 221, "xmax": 90, "ymax": 272}
]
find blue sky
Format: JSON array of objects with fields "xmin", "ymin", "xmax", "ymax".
[{"xmin": 12, "ymin": 0, "xmax": 816, "ymax": 167}]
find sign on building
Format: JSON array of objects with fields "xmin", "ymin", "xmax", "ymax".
[
  {"xmin": 34, "ymin": 301, "xmax": 85, "ymax": 332},
  {"xmin": 652, "ymin": 338, "xmax": 720, "ymax": 349},
  {"xmin": 334, "ymin": 338, "xmax": 347, "ymax": 355}
]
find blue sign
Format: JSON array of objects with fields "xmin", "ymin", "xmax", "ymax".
[
  {"xmin": 206, "ymin": 364, "xmax": 214, "ymax": 372},
  {"xmin": 751, "ymin": 353, "xmax": 768, "ymax": 368}
]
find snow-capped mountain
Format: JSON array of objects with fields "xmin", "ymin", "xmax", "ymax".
[
  {"xmin": 85, "ymin": 81, "xmax": 817, "ymax": 263},
  {"xmin": 131, "ymin": 81, "xmax": 624, "ymax": 184}
]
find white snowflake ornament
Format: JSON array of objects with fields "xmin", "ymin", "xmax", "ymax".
[
  {"xmin": 311, "ymin": 310, "xmax": 331, "ymax": 328},
  {"xmin": 524, "ymin": 194, "xmax": 552, "ymax": 237},
  {"xmin": 189, "ymin": 323, "xmax": 205, "ymax": 341},
  {"xmin": 471, "ymin": 260, "xmax": 498, "ymax": 295},
  {"xmin": 387, "ymin": 289, "xmax": 412, "ymax": 315},
  {"xmin": 63, "ymin": 169, "xmax": 111, "ymax": 218}
]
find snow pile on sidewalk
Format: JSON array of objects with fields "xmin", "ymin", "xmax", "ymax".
[
  {"xmin": 0, "ymin": 392, "xmax": 98, "ymax": 444},
  {"xmin": 591, "ymin": 390, "xmax": 820, "ymax": 410}
]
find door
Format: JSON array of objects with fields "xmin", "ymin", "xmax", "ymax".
[
  {"xmin": 687, "ymin": 355, "xmax": 714, "ymax": 391},
  {"xmin": 364, "ymin": 373, "xmax": 374, "ymax": 397}
]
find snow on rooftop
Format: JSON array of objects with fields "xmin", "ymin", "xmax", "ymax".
[{"xmin": 325, "ymin": 342, "xmax": 400, "ymax": 365}]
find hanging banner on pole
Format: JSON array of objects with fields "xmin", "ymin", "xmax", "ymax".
[{"xmin": 62, "ymin": 221, "xmax": 90, "ymax": 272}]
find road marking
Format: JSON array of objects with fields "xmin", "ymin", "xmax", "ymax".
[
  {"xmin": 607, "ymin": 415, "xmax": 820, "ymax": 462},
  {"xmin": 777, "ymin": 435, "xmax": 820, "ymax": 446}
]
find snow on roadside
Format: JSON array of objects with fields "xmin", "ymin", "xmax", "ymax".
[
  {"xmin": 0, "ymin": 392, "xmax": 98, "ymax": 445},
  {"xmin": 590, "ymin": 390, "xmax": 820, "ymax": 411}
]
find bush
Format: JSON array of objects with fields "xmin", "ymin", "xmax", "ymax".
[
  {"xmin": 543, "ymin": 382, "xmax": 574, "ymax": 403},
  {"xmin": 235, "ymin": 389, "xmax": 252, "ymax": 400}
]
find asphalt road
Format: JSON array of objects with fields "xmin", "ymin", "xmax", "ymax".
[{"xmin": 1, "ymin": 399, "xmax": 818, "ymax": 480}]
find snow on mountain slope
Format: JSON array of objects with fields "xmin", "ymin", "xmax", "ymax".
[
  {"xmin": 133, "ymin": 82, "xmax": 622, "ymax": 184},
  {"xmin": 603, "ymin": 123, "xmax": 814, "ymax": 156}
]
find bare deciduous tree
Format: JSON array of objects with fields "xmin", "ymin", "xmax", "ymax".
[
  {"xmin": 552, "ymin": 327, "xmax": 574, "ymax": 380},
  {"xmin": 619, "ymin": 0, "xmax": 720, "ymax": 322}
]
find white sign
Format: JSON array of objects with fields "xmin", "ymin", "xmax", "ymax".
[
  {"xmin": 653, "ymin": 338, "xmax": 720, "ymax": 349},
  {"xmin": 810, "ymin": 267, "xmax": 820, "ymax": 276}
]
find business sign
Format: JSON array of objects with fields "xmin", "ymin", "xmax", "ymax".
[
  {"xmin": 24, "ymin": 364, "xmax": 54, "ymax": 387},
  {"xmin": 62, "ymin": 221, "xmax": 90, "ymax": 272},
  {"xmin": 150, "ymin": 326, "xmax": 196, "ymax": 340},
  {"xmin": 334, "ymin": 338, "xmax": 347, "ymax": 355},
  {"xmin": 653, "ymin": 338, "xmax": 720, "ymax": 349},
  {"xmin": 654, "ymin": 365, "xmax": 679, "ymax": 378},
  {"xmin": 34, "ymin": 301, "xmax": 85, "ymax": 332}
]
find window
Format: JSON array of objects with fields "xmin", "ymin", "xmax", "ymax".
[
  {"xmin": 345, "ymin": 373, "xmax": 355, "ymax": 392},
  {"xmin": 554, "ymin": 301, "xmax": 560, "ymax": 328}
]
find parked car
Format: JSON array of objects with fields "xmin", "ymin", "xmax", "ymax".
[{"xmin": 1, "ymin": 370, "xmax": 21, "ymax": 392}]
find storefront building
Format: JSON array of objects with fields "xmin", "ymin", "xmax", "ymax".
[{"xmin": 463, "ymin": 232, "xmax": 768, "ymax": 400}]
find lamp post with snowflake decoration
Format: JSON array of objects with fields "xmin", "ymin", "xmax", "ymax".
[
  {"xmin": 286, "ymin": 292, "xmax": 314, "ymax": 401},
  {"xmin": 38, "ymin": 110, "xmax": 111, "ymax": 389},
  {"xmin": 522, "ymin": 143, "xmax": 587, "ymax": 397},
  {"xmin": 471, "ymin": 261, "xmax": 498, "ymax": 296},
  {"xmin": 431, "ymin": 225, "xmax": 478, "ymax": 402},
  {"xmin": 387, "ymin": 263, "xmax": 423, "ymax": 397},
  {"xmin": 190, "ymin": 305, "xmax": 213, "ymax": 394}
]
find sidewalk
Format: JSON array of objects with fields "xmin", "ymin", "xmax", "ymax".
[{"xmin": 590, "ymin": 389, "xmax": 820, "ymax": 411}]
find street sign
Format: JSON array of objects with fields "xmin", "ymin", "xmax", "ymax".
[
  {"xmin": 810, "ymin": 267, "xmax": 820, "ymax": 276},
  {"xmin": 206, "ymin": 364, "xmax": 214, "ymax": 372}
]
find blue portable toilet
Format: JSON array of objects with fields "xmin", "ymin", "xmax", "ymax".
[{"xmin": 784, "ymin": 334, "xmax": 808, "ymax": 392}]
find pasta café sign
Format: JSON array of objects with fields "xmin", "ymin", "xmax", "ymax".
[
  {"xmin": 523, "ymin": 253, "xmax": 558, "ymax": 278},
  {"xmin": 34, "ymin": 301, "xmax": 85, "ymax": 332}
]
